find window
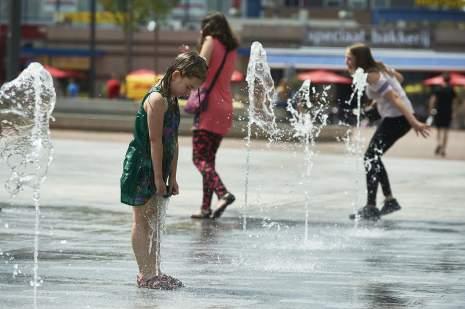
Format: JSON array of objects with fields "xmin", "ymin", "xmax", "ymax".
[
  {"xmin": 324, "ymin": 0, "xmax": 343, "ymax": 8},
  {"xmin": 285, "ymin": 0, "xmax": 300, "ymax": 7},
  {"xmin": 349, "ymin": 0, "xmax": 368, "ymax": 9},
  {"xmin": 373, "ymin": 0, "xmax": 390, "ymax": 8}
]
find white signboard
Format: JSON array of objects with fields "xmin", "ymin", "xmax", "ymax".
[
  {"xmin": 371, "ymin": 29, "xmax": 430, "ymax": 48},
  {"xmin": 306, "ymin": 27, "xmax": 431, "ymax": 48}
]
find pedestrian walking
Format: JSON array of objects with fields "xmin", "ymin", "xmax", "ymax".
[
  {"xmin": 190, "ymin": 12, "xmax": 239, "ymax": 219},
  {"xmin": 428, "ymin": 73, "xmax": 457, "ymax": 157}
]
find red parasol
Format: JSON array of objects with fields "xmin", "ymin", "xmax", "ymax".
[
  {"xmin": 422, "ymin": 72, "xmax": 465, "ymax": 86},
  {"xmin": 231, "ymin": 70, "xmax": 244, "ymax": 82},
  {"xmin": 44, "ymin": 64, "xmax": 83, "ymax": 79},
  {"xmin": 297, "ymin": 70, "xmax": 351, "ymax": 84},
  {"xmin": 128, "ymin": 69, "xmax": 157, "ymax": 76}
]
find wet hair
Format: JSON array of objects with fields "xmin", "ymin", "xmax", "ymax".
[
  {"xmin": 200, "ymin": 12, "xmax": 239, "ymax": 51},
  {"xmin": 347, "ymin": 43, "xmax": 391, "ymax": 75},
  {"xmin": 158, "ymin": 51, "xmax": 208, "ymax": 97}
]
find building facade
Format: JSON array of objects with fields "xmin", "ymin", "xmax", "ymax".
[{"xmin": 2, "ymin": 0, "xmax": 465, "ymax": 85}]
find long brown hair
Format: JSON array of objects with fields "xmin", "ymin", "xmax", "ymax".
[
  {"xmin": 200, "ymin": 12, "xmax": 239, "ymax": 51},
  {"xmin": 348, "ymin": 43, "xmax": 390, "ymax": 74},
  {"xmin": 158, "ymin": 51, "xmax": 208, "ymax": 97}
]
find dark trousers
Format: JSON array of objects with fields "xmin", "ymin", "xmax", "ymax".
[
  {"xmin": 192, "ymin": 130, "xmax": 227, "ymax": 211},
  {"xmin": 364, "ymin": 116, "xmax": 411, "ymax": 206}
]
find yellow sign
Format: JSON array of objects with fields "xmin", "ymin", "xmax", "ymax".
[
  {"xmin": 51, "ymin": 57, "xmax": 90, "ymax": 70},
  {"xmin": 37, "ymin": 56, "xmax": 89, "ymax": 70},
  {"xmin": 404, "ymin": 83, "xmax": 426, "ymax": 94},
  {"xmin": 126, "ymin": 73, "xmax": 161, "ymax": 100},
  {"xmin": 415, "ymin": 0, "xmax": 465, "ymax": 9},
  {"xmin": 61, "ymin": 11, "xmax": 125, "ymax": 25}
]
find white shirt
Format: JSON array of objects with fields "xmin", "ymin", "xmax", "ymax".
[{"xmin": 366, "ymin": 70, "xmax": 414, "ymax": 118}]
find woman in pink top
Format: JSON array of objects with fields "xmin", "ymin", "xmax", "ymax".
[{"xmin": 191, "ymin": 12, "xmax": 239, "ymax": 219}]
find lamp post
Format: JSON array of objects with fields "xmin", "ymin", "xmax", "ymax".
[
  {"xmin": 89, "ymin": 0, "xmax": 96, "ymax": 98},
  {"xmin": 183, "ymin": 0, "xmax": 190, "ymax": 28},
  {"xmin": 6, "ymin": 0, "xmax": 21, "ymax": 81},
  {"xmin": 55, "ymin": 0, "xmax": 61, "ymax": 19},
  {"xmin": 338, "ymin": 10, "xmax": 348, "ymax": 33},
  {"xmin": 147, "ymin": 20, "xmax": 158, "ymax": 73},
  {"xmin": 125, "ymin": 0, "xmax": 134, "ymax": 75}
]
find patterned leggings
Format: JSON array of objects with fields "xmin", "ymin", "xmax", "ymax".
[{"xmin": 192, "ymin": 130, "xmax": 228, "ymax": 211}]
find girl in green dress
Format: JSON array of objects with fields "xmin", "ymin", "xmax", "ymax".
[{"xmin": 121, "ymin": 51, "xmax": 207, "ymax": 289}]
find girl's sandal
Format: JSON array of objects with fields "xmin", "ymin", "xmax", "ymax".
[
  {"xmin": 160, "ymin": 274, "xmax": 183, "ymax": 288},
  {"xmin": 137, "ymin": 274, "xmax": 183, "ymax": 290},
  {"xmin": 191, "ymin": 209, "xmax": 212, "ymax": 219},
  {"xmin": 212, "ymin": 192, "xmax": 235, "ymax": 219}
]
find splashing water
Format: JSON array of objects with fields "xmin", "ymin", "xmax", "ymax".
[
  {"xmin": 349, "ymin": 68, "xmax": 368, "ymax": 128},
  {"xmin": 245, "ymin": 42, "xmax": 280, "ymax": 140},
  {"xmin": 0, "ymin": 62, "xmax": 56, "ymax": 194},
  {"xmin": 287, "ymin": 80, "xmax": 329, "ymax": 240},
  {"xmin": 0, "ymin": 62, "xmax": 56, "ymax": 306},
  {"xmin": 243, "ymin": 42, "xmax": 280, "ymax": 230},
  {"xmin": 148, "ymin": 196, "xmax": 169, "ymax": 276},
  {"xmin": 343, "ymin": 68, "xmax": 368, "ymax": 217}
]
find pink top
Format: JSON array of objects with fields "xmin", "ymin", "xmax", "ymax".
[{"xmin": 198, "ymin": 38, "xmax": 237, "ymax": 136}]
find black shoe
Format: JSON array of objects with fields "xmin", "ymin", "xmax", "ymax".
[
  {"xmin": 380, "ymin": 198, "xmax": 401, "ymax": 216},
  {"xmin": 191, "ymin": 209, "xmax": 212, "ymax": 219},
  {"xmin": 349, "ymin": 205, "xmax": 380, "ymax": 221},
  {"xmin": 212, "ymin": 193, "xmax": 235, "ymax": 219}
]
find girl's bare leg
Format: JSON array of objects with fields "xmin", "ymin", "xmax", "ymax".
[
  {"xmin": 132, "ymin": 197, "xmax": 157, "ymax": 277},
  {"xmin": 133, "ymin": 196, "xmax": 182, "ymax": 289},
  {"xmin": 148, "ymin": 196, "xmax": 165, "ymax": 276}
]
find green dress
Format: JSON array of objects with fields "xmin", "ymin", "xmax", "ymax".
[{"xmin": 120, "ymin": 86, "xmax": 180, "ymax": 206}]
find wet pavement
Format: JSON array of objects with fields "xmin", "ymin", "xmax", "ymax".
[{"xmin": 1, "ymin": 135, "xmax": 465, "ymax": 308}]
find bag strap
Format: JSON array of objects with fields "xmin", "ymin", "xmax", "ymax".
[
  {"xmin": 193, "ymin": 49, "xmax": 229, "ymax": 125},
  {"xmin": 204, "ymin": 49, "xmax": 229, "ymax": 95}
]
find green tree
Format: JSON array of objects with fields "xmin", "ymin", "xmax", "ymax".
[
  {"xmin": 98, "ymin": 0, "xmax": 178, "ymax": 74},
  {"xmin": 99, "ymin": 0, "xmax": 178, "ymax": 28}
]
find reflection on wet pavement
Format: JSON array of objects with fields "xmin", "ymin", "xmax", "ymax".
[{"xmin": 1, "ymin": 203, "xmax": 465, "ymax": 308}]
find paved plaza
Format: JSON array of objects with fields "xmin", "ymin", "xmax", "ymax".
[{"xmin": 0, "ymin": 129, "xmax": 464, "ymax": 308}]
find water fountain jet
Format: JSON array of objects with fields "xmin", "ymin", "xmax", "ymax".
[{"xmin": 0, "ymin": 62, "xmax": 56, "ymax": 307}]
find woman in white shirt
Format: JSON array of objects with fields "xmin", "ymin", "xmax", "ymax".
[{"xmin": 345, "ymin": 43, "xmax": 430, "ymax": 220}]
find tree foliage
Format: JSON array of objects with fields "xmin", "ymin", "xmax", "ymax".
[{"xmin": 98, "ymin": 0, "xmax": 179, "ymax": 28}]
